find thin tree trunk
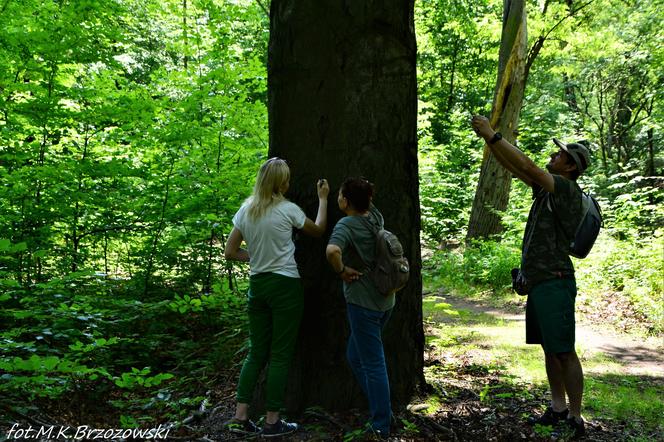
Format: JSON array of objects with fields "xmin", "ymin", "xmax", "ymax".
[
  {"xmin": 647, "ymin": 128, "xmax": 654, "ymax": 176},
  {"xmin": 103, "ymin": 232, "xmax": 109, "ymax": 275},
  {"xmin": 446, "ymin": 39, "xmax": 459, "ymax": 114},
  {"xmin": 220, "ymin": 230, "xmax": 234, "ymax": 292},
  {"xmin": 33, "ymin": 63, "xmax": 57, "ymax": 281},
  {"xmin": 71, "ymin": 127, "xmax": 91, "ymax": 272},
  {"xmin": 467, "ymin": 0, "xmax": 528, "ymax": 240},
  {"xmin": 143, "ymin": 156, "xmax": 175, "ymax": 297},
  {"xmin": 182, "ymin": 0, "xmax": 188, "ymax": 69}
]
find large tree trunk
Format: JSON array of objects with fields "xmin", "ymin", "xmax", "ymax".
[
  {"xmin": 267, "ymin": 0, "xmax": 423, "ymax": 414},
  {"xmin": 467, "ymin": 0, "xmax": 528, "ymax": 240}
]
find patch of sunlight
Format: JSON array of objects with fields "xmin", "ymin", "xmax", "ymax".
[
  {"xmin": 422, "ymin": 298, "xmax": 437, "ymax": 310},
  {"xmin": 450, "ymin": 323, "xmax": 549, "ymax": 383},
  {"xmin": 422, "ymin": 299, "xmax": 456, "ymax": 312},
  {"xmin": 425, "ymin": 301, "xmax": 503, "ymax": 325},
  {"xmin": 428, "ymin": 329, "xmax": 470, "ymax": 348},
  {"xmin": 493, "ymin": 345, "xmax": 548, "ymax": 384},
  {"xmin": 434, "ymin": 302, "xmax": 453, "ymax": 310},
  {"xmin": 423, "ymin": 393, "xmax": 443, "ymax": 414},
  {"xmin": 581, "ymin": 350, "xmax": 626, "ymax": 374}
]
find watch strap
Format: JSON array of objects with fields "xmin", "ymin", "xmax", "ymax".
[{"xmin": 489, "ymin": 132, "xmax": 502, "ymax": 144}]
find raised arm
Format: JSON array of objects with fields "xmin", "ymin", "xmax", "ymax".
[
  {"xmin": 471, "ymin": 115, "xmax": 554, "ymax": 193},
  {"xmin": 301, "ymin": 179, "xmax": 329, "ymax": 237}
]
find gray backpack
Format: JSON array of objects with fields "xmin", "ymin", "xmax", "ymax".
[
  {"xmin": 367, "ymin": 228, "xmax": 410, "ymax": 296},
  {"xmin": 550, "ymin": 191, "xmax": 603, "ymax": 259},
  {"xmin": 569, "ymin": 192, "xmax": 603, "ymax": 258}
]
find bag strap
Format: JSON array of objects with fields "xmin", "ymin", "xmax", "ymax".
[
  {"xmin": 352, "ymin": 213, "xmax": 382, "ymax": 270},
  {"xmin": 548, "ymin": 183, "xmax": 599, "ymax": 238}
]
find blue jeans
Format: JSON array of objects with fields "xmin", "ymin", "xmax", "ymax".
[{"xmin": 346, "ymin": 303, "xmax": 392, "ymax": 435}]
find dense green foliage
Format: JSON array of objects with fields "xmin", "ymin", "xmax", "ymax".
[
  {"xmin": 417, "ymin": 0, "xmax": 663, "ymax": 241},
  {"xmin": 1, "ymin": 0, "xmax": 268, "ymax": 424},
  {"xmin": 416, "ymin": 0, "xmax": 662, "ymax": 336},
  {"xmin": 0, "ymin": 0, "xmax": 661, "ymax": 430}
]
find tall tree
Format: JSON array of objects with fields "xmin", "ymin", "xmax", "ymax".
[
  {"xmin": 267, "ymin": 0, "xmax": 424, "ymax": 412},
  {"xmin": 466, "ymin": 0, "xmax": 528, "ymax": 240}
]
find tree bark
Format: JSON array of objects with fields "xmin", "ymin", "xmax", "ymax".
[
  {"xmin": 647, "ymin": 128, "xmax": 655, "ymax": 176},
  {"xmin": 267, "ymin": 0, "xmax": 423, "ymax": 414},
  {"xmin": 467, "ymin": 0, "xmax": 528, "ymax": 240},
  {"xmin": 446, "ymin": 38, "xmax": 459, "ymax": 114}
]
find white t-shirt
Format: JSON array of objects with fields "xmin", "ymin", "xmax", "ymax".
[{"xmin": 232, "ymin": 199, "xmax": 306, "ymax": 278}]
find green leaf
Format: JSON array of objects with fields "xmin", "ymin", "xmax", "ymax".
[{"xmin": 11, "ymin": 242, "xmax": 27, "ymax": 252}]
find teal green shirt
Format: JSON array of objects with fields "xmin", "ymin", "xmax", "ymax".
[{"xmin": 328, "ymin": 205, "xmax": 395, "ymax": 312}]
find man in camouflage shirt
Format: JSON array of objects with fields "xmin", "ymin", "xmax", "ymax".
[{"xmin": 472, "ymin": 116, "xmax": 590, "ymax": 439}]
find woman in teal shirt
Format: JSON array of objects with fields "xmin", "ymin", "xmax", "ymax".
[{"xmin": 326, "ymin": 177, "xmax": 394, "ymax": 439}]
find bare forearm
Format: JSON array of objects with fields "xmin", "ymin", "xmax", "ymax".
[
  {"xmin": 224, "ymin": 227, "xmax": 249, "ymax": 262},
  {"xmin": 315, "ymin": 199, "xmax": 328, "ymax": 232},
  {"xmin": 471, "ymin": 115, "xmax": 553, "ymax": 190},
  {"xmin": 228, "ymin": 249, "xmax": 250, "ymax": 262},
  {"xmin": 325, "ymin": 246, "xmax": 343, "ymax": 273},
  {"xmin": 472, "ymin": 116, "xmax": 535, "ymax": 186},
  {"xmin": 326, "ymin": 244, "xmax": 362, "ymax": 282},
  {"xmin": 488, "ymin": 138, "xmax": 534, "ymax": 185}
]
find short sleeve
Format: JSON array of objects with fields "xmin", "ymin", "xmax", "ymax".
[
  {"xmin": 285, "ymin": 202, "xmax": 306, "ymax": 229},
  {"xmin": 552, "ymin": 175, "xmax": 577, "ymax": 212},
  {"xmin": 551, "ymin": 175, "xmax": 583, "ymax": 235},
  {"xmin": 328, "ymin": 220, "xmax": 351, "ymax": 250},
  {"xmin": 232, "ymin": 204, "xmax": 246, "ymax": 232}
]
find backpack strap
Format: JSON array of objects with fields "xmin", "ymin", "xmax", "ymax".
[
  {"xmin": 351, "ymin": 211, "xmax": 382, "ymax": 271},
  {"xmin": 548, "ymin": 182, "xmax": 587, "ymax": 242}
]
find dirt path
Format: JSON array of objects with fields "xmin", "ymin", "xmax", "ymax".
[{"xmin": 428, "ymin": 292, "xmax": 664, "ymax": 379}]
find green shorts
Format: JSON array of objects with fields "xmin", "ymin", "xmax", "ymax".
[{"xmin": 526, "ymin": 278, "xmax": 577, "ymax": 354}]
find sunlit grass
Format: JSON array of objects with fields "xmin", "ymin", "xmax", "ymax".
[
  {"xmin": 422, "ymin": 298, "xmax": 664, "ymax": 433},
  {"xmin": 423, "ymin": 228, "xmax": 664, "ymax": 336}
]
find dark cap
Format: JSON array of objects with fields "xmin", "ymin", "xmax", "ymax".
[{"xmin": 553, "ymin": 138, "xmax": 590, "ymax": 173}]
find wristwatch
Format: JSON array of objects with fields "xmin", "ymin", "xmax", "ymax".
[{"xmin": 489, "ymin": 132, "xmax": 502, "ymax": 144}]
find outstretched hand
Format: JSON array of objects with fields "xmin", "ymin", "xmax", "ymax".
[
  {"xmin": 471, "ymin": 115, "xmax": 494, "ymax": 139},
  {"xmin": 317, "ymin": 179, "xmax": 330, "ymax": 199},
  {"xmin": 340, "ymin": 266, "xmax": 362, "ymax": 283}
]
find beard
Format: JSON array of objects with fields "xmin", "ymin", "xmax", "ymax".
[{"xmin": 545, "ymin": 163, "xmax": 554, "ymax": 172}]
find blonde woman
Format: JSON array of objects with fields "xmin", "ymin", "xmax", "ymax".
[{"xmin": 224, "ymin": 158, "xmax": 329, "ymax": 437}]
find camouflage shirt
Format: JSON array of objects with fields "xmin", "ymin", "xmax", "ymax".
[{"xmin": 521, "ymin": 175, "xmax": 584, "ymax": 288}]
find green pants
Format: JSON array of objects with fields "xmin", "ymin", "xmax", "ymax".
[
  {"xmin": 236, "ymin": 272, "xmax": 304, "ymax": 411},
  {"xmin": 526, "ymin": 278, "xmax": 577, "ymax": 354}
]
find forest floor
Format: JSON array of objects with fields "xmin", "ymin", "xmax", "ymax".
[
  {"xmin": 5, "ymin": 289, "xmax": 661, "ymax": 442},
  {"xmin": 200, "ymin": 291, "xmax": 663, "ymax": 442},
  {"xmin": 429, "ymin": 293, "xmax": 664, "ymax": 377}
]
